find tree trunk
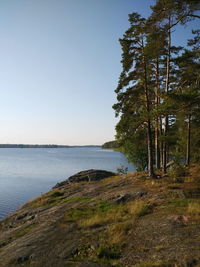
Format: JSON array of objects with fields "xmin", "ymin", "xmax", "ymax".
[
  {"xmin": 159, "ymin": 117, "xmax": 163, "ymax": 168},
  {"xmin": 147, "ymin": 119, "xmax": 154, "ymax": 177},
  {"xmin": 186, "ymin": 114, "xmax": 191, "ymax": 165},
  {"xmin": 163, "ymin": 116, "xmax": 168, "ymax": 173},
  {"xmin": 163, "ymin": 17, "xmax": 171, "ymax": 173},
  {"xmin": 142, "ymin": 49, "xmax": 154, "ymax": 177},
  {"xmin": 155, "ymin": 57, "xmax": 160, "ymax": 169}
]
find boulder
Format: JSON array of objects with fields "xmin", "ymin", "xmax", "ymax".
[{"xmin": 54, "ymin": 169, "xmax": 116, "ymax": 188}]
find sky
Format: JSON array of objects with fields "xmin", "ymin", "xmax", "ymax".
[{"xmin": 0, "ymin": 0, "xmax": 198, "ymax": 145}]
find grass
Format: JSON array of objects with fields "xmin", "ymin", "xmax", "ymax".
[
  {"xmin": 62, "ymin": 196, "xmax": 90, "ymax": 203},
  {"xmin": 25, "ymin": 191, "xmax": 90, "ymax": 208},
  {"xmin": 64, "ymin": 200, "xmax": 115, "ymax": 225},
  {"xmin": 78, "ymin": 203, "xmax": 125, "ymax": 228},
  {"xmin": 170, "ymin": 198, "xmax": 190, "ymax": 207},
  {"xmin": 107, "ymin": 221, "xmax": 133, "ymax": 245},
  {"xmin": 128, "ymin": 200, "xmax": 151, "ymax": 217},
  {"xmin": 75, "ymin": 199, "xmax": 151, "ymax": 229},
  {"xmin": 188, "ymin": 202, "xmax": 200, "ymax": 216},
  {"xmin": 135, "ymin": 261, "xmax": 172, "ymax": 267},
  {"xmin": 79, "ymin": 213, "xmax": 112, "ymax": 227},
  {"xmin": 13, "ymin": 224, "xmax": 35, "ymax": 239}
]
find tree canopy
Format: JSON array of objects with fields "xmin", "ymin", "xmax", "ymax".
[{"xmin": 113, "ymin": 1, "xmax": 200, "ymax": 177}]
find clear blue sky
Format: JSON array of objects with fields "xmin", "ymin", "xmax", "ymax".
[{"xmin": 0, "ymin": 0, "xmax": 198, "ymax": 145}]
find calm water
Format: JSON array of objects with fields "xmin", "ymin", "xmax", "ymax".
[{"xmin": 0, "ymin": 147, "xmax": 134, "ymax": 219}]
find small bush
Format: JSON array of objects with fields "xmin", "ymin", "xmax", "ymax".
[
  {"xmin": 168, "ymin": 164, "xmax": 188, "ymax": 180},
  {"xmin": 97, "ymin": 245, "xmax": 120, "ymax": 259},
  {"xmin": 48, "ymin": 191, "xmax": 64, "ymax": 197},
  {"xmin": 116, "ymin": 165, "xmax": 128, "ymax": 174}
]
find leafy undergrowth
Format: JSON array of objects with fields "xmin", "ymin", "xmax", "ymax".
[{"xmin": 0, "ymin": 165, "xmax": 200, "ymax": 266}]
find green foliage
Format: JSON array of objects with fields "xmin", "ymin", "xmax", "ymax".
[
  {"xmin": 48, "ymin": 191, "xmax": 64, "ymax": 197},
  {"xmin": 168, "ymin": 164, "xmax": 188, "ymax": 180},
  {"xmin": 97, "ymin": 245, "xmax": 121, "ymax": 260},
  {"xmin": 120, "ymin": 133, "xmax": 148, "ymax": 171},
  {"xmin": 102, "ymin": 140, "xmax": 119, "ymax": 149},
  {"xmin": 113, "ymin": 3, "xmax": 200, "ymax": 175},
  {"xmin": 116, "ymin": 165, "xmax": 128, "ymax": 174}
]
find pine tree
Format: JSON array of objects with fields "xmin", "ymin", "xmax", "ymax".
[
  {"xmin": 149, "ymin": 0, "xmax": 200, "ymax": 172},
  {"xmin": 168, "ymin": 30, "xmax": 200, "ymax": 164},
  {"xmin": 113, "ymin": 13, "xmax": 155, "ymax": 177}
]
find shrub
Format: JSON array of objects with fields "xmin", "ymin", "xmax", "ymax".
[
  {"xmin": 48, "ymin": 191, "xmax": 64, "ymax": 197},
  {"xmin": 116, "ymin": 165, "xmax": 128, "ymax": 175},
  {"xmin": 168, "ymin": 164, "xmax": 188, "ymax": 180},
  {"xmin": 97, "ymin": 245, "xmax": 120, "ymax": 259}
]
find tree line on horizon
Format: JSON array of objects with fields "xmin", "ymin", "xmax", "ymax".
[{"xmin": 113, "ymin": 0, "xmax": 200, "ymax": 177}]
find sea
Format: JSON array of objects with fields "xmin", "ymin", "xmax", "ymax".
[{"xmin": 0, "ymin": 147, "xmax": 134, "ymax": 219}]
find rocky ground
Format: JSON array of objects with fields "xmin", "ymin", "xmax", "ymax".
[{"xmin": 0, "ymin": 166, "xmax": 200, "ymax": 266}]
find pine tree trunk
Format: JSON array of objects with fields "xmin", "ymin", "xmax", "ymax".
[
  {"xmin": 163, "ymin": 17, "xmax": 171, "ymax": 173},
  {"xmin": 142, "ymin": 50, "xmax": 154, "ymax": 177},
  {"xmin": 163, "ymin": 116, "xmax": 168, "ymax": 173},
  {"xmin": 155, "ymin": 57, "xmax": 160, "ymax": 169},
  {"xmin": 159, "ymin": 117, "xmax": 163, "ymax": 168},
  {"xmin": 186, "ymin": 115, "xmax": 191, "ymax": 165},
  {"xmin": 147, "ymin": 119, "xmax": 154, "ymax": 177}
]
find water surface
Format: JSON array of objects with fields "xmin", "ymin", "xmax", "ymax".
[{"xmin": 0, "ymin": 147, "xmax": 134, "ymax": 219}]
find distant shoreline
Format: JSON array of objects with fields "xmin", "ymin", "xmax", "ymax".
[{"xmin": 0, "ymin": 144, "xmax": 101, "ymax": 148}]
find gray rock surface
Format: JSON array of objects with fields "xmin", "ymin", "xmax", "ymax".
[{"xmin": 54, "ymin": 169, "xmax": 116, "ymax": 188}]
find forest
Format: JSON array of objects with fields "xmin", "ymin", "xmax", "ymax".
[{"xmin": 113, "ymin": 0, "xmax": 200, "ymax": 177}]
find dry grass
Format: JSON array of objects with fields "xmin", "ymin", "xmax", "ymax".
[
  {"xmin": 107, "ymin": 221, "xmax": 133, "ymax": 244},
  {"xmin": 188, "ymin": 202, "xmax": 200, "ymax": 216},
  {"xmin": 79, "ymin": 205, "xmax": 126, "ymax": 228},
  {"xmin": 128, "ymin": 200, "xmax": 151, "ymax": 217},
  {"xmin": 79, "ymin": 200, "xmax": 151, "ymax": 228},
  {"xmin": 79, "ymin": 213, "xmax": 112, "ymax": 227}
]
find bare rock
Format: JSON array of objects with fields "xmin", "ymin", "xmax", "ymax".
[{"xmin": 54, "ymin": 169, "xmax": 116, "ymax": 188}]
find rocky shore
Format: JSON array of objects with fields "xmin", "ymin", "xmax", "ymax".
[{"xmin": 0, "ymin": 166, "xmax": 200, "ymax": 266}]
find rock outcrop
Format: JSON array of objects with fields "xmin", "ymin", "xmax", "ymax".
[
  {"xmin": 0, "ymin": 166, "xmax": 200, "ymax": 266},
  {"xmin": 54, "ymin": 169, "xmax": 116, "ymax": 188}
]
